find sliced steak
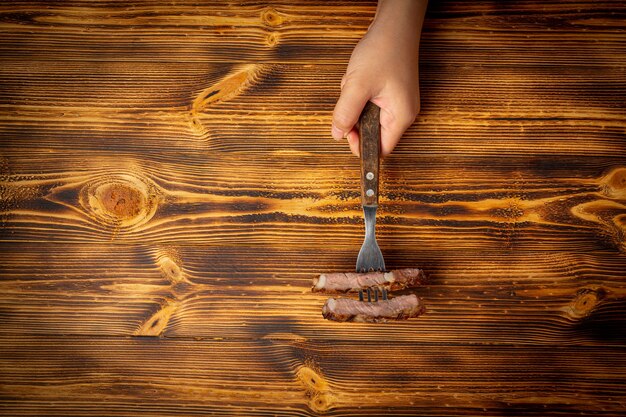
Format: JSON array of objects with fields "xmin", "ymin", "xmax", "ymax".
[
  {"xmin": 312, "ymin": 268, "xmax": 426, "ymax": 293},
  {"xmin": 322, "ymin": 294, "xmax": 425, "ymax": 323}
]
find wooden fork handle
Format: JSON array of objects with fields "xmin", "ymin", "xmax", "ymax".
[{"xmin": 358, "ymin": 101, "xmax": 381, "ymax": 207}]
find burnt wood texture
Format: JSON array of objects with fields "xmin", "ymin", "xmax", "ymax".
[{"xmin": 1, "ymin": 1, "xmax": 626, "ymax": 416}]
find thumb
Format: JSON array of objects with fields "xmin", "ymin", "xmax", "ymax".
[{"xmin": 331, "ymin": 78, "xmax": 370, "ymax": 140}]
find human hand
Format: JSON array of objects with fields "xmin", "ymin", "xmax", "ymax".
[{"xmin": 331, "ymin": 0, "xmax": 427, "ymax": 156}]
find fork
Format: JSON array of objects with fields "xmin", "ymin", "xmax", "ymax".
[{"xmin": 355, "ymin": 101, "xmax": 387, "ymax": 301}]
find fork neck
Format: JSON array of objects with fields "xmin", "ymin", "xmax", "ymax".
[{"xmin": 363, "ymin": 205, "xmax": 377, "ymax": 239}]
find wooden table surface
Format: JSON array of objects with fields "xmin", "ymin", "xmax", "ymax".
[{"xmin": 1, "ymin": 1, "xmax": 626, "ymax": 415}]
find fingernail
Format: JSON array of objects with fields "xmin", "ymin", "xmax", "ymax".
[{"xmin": 331, "ymin": 125, "xmax": 344, "ymax": 140}]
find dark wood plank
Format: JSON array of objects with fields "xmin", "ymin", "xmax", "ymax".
[
  {"xmin": 1, "ymin": 62, "xmax": 624, "ymax": 156},
  {"xmin": 1, "ymin": 336, "xmax": 625, "ymax": 416},
  {"xmin": 423, "ymin": 0, "xmax": 626, "ymax": 67},
  {"xmin": 1, "ymin": 151, "xmax": 625, "ymax": 252},
  {"xmin": 1, "ymin": 243, "xmax": 625, "ymax": 345},
  {"xmin": 0, "ymin": 1, "xmax": 371, "ymax": 64},
  {"xmin": 1, "ymin": 1, "xmax": 624, "ymax": 65}
]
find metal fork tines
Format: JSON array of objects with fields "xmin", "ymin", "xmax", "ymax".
[
  {"xmin": 358, "ymin": 287, "xmax": 388, "ymax": 302},
  {"xmin": 356, "ymin": 205, "xmax": 385, "ymax": 273}
]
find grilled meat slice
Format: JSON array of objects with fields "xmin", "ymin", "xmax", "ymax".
[
  {"xmin": 312, "ymin": 268, "xmax": 426, "ymax": 293},
  {"xmin": 322, "ymin": 294, "xmax": 425, "ymax": 323}
]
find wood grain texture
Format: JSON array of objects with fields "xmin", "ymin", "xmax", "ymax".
[
  {"xmin": 1, "ymin": 62, "xmax": 625, "ymax": 155},
  {"xmin": 1, "ymin": 151, "xmax": 625, "ymax": 253},
  {"xmin": 1, "ymin": 1, "xmax": 625, "ymax": 64},
  {"xmin": 1, "ymin": 0, "xmax": 626, "ymax": 415},
  {"xmin": 2, "ymin": 336, "xmax": 626, "ymax": 416},
  {"xmin": 1, "ymin": 243, "xmax": 625, "ymax": 345}
]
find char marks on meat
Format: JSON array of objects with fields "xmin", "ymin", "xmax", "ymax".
[
  {"xmin": 322, "ymin": 294, "xmax": 425, "ymax": 323},
  {"xmin": 312, "ymin": 268, "xmax": 426, "ymax": 293}
]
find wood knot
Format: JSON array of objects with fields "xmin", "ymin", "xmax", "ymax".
[
  {"xmin": 265, "ymin": 32, "xmax": 279, "ymax": 47},
  {"xmin": 100, "ymin": 183, "xmax": 143, "ymax": 219},
  {"xmin": 600, "ymin": 167, "xmax": 626, "ymax": 199},
  {"xmin": 81, "ymin": 174, "xmax": 159, "ymax": 229},
  {"xmin": 570, "ymin": 199, "xmax": 626, "ymax": 252},
  {"xmin": 155, "ymin": 250, "xmax": 186, "ymax": 284},
  {"xmin": 297, "ymin": 365, "xmax": 329, "ymax": 392},
  {"xmin": 189, "ymin": 64, "xmax": 265, "ymax": 136},
  {"xmin": 296, "ymin": 365, "xmax": 335, "ymax": 413},
  {"xmin": 564, "ymin": 288, "xmax": 606, "ymax": 320},
  {"xmin": 261, "ymin": 7, "xmax": 283, "ymax": 27},
  {"xmin": 134, "ymin": 300, "xmax": 179, "ymax": 337},
  {"xmin": 159, "ymin": 256, "xmax": 184, "ymax": 282},
  {"xmin": 192, "ymin": 64, "xmax": 262, "ymax": 110},
  {"xmin": 310, "ymin": 393, "xmax": 334, "ymax": 414}
]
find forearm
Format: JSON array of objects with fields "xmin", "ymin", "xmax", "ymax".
[{"xmin": 371, "ymin": 0, "xmax": 427, "ymax": 45}]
